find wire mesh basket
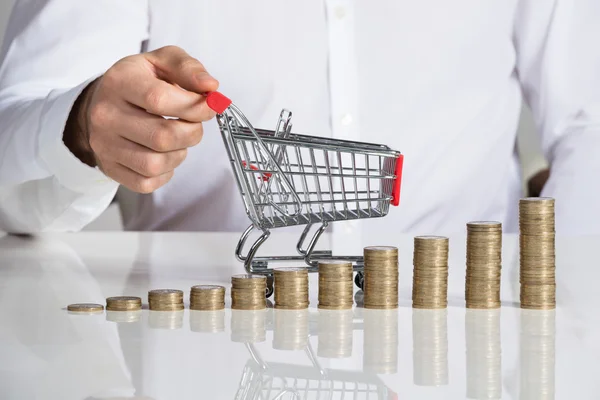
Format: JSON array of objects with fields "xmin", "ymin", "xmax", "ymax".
[{"xmin": 207, "ymin": 92, "xmax": 404, "ymax": 296}]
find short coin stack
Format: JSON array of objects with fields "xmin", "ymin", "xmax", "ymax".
[
  {"xmin": 412, "ymin": 236, "xmax": 449, "ymax": 309},
  {"xmin": 519, "ymin": 198, "xmax": 556, "ymax": 310},
  {"xmin": 148, "ymin": 289, "xmax": 184, "ymax": 311},
  {"xmin": 274, "ymin": 267, "xmax": 309, "ymax": 309},
  {"xmin": 363, "ymin": 246, "xmax": 399, "ymax": 309},
  {"xmin": 465, "ymin": 222, "xmax": 503, "ymax": 309},
  {"xmin": 190, "ymin": 285, "xmax": 225, "ymax": 311},
  {"xmin": 67, "ymin": 303, "xmax": 104, "ymax": 313},
  {"xmin": 106, "ymin": 296, "xmax": 142, "ymax": 311},
  {"xmin": 231, "ymin": 274, "xmax": 267, "ymax": 310},
  {"xmin": 318, "ymin": 261, "xmax": 354, "ymax": 310}
]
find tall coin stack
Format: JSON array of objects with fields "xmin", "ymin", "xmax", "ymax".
[
  {"xmin": 412, "ymin": 236, "xmax": 449, "ymax": 309},
  {"xmin": 318, "ymin": 261, "xmax": 354, "ymax": 310},
  {"xmin": 231, "ymin": 274, "xmax": 267, "ymax": 310},
  {"xmin": 148, "ymin": 289, "xmax": 184, "ymax": 311},
  {"xmin": 465, "ymin": 222, "xmax": 503, "ymax": 309},
  {"xmin": 274, "ymin": 267, "xmax": 309, "ymax": 309},
  {"xmin": 190, "ymin": 285, "xmax": 225, "ymax": 311},
  {"xmin": 363, "ymin": 246, "xmax": 399, "ymax": 309},
  {"xmin": 519, "ymin": 197, "xmax": 556, "ymax": 310}
]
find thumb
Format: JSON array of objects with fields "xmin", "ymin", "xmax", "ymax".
[{"xmin": 145, "ymin": 45, "xmax": 219, "ymax": 94}]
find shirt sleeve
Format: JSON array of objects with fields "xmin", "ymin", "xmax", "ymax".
[
  {"xmin": 0, "ymin": 0, "xmax": 149, "ymax": 233},
  {"xmin": 514, "ymin": 0, "xmax": 600, "ymax": 235}
]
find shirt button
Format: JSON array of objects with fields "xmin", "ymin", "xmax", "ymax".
[
  {"xmin": 341, "ymin": 113, "xmax": 353, "ymax": 126},
  {"xmin": 334, "ymin": 6, "xmax": 346, "ymax": 19}
]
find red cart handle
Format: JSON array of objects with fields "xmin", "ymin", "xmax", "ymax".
[
  {"xmin": 391, "ymin": 154, "xmax": 404, "ymax": 206},
  {"xmin": 206, "ymin": 91, "xmax": 232, "ymax": 114}
]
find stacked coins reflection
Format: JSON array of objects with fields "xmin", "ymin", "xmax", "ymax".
[
  {"xmin": 318, "ymin": 261, "xmax": 354, "ymax": 310},
  {"xmin": 465, "ymin": 222, "xmax": 503, "ymax": 309},
  {"xmin": 190, "ymin": 285, "xmax": 225, "ymax": 311},
  {"xmin": 106, "ymin": 296, "xmax": 142, "ymax": 311},
  {"xmin": 520, "ymin": 309, "xmax": 555, "ymax": 399},
  {"xmin": 274, "ymin": 268, "xmax": 309, "ymax": 309},
  {"xmin": 106, "ymin": 311, "xmax": 141, "ymax": 323},
  {"xmin": 190, "ymin": 310, "xmax": 225, "ymax": 333},
  {"xmin": 273, "ymin": 309, "xmax": 309, "ymax": 350},
  {"xmin": 466, "ymin": 309, "xmax": 502, "ymax": 399},
  {"xmin": 519, "ymin": 198, "xmax": 556, "ymax": 310},
  {"xmin": 231, "ymin": 309, "xmax": 268, "ymax": 343},
  {"xmin": 148, "ymin": 310, "xmax": 183, "ymax": 329},
  {"xmin": 231, "ymin": 274, "xmax": 267, "ymax": 310},
  {"xmin": 412, "ymin": 236, "xmax": 449, "ymax": 309},
  {"xmin": 148, "ymin": 289, "xmax": 184, "ymax": 311},
  {"xmin": 317, "ymin": 309, "xmax": 354, "ymax": 358},
  {"xmin": 412, "ymin": 309, "xmax": 448, "ymax": 386},
  {"xmin": 363, "ymin": 246, "xmax": 399, "ymax": 309},
  {"xmin": 363, "ymin": 309, "xmax": 398, "ymax": 374}
]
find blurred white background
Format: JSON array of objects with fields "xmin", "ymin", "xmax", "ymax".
[{"xmin": 0, "ymin": 0, "xmax": 548, "ymax": 231}]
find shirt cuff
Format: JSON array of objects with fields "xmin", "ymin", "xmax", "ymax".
[{"xmin": 37, "ymin": 78, "xmax": 119, "ymax": 195}]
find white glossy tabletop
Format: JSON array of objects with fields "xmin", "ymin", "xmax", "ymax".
[{"xmin": 0, "ymin": 230, "xmax": 599, "ymax": 400}]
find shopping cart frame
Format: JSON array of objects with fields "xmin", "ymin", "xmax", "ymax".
[{"xmin": 207, "ymin": 92, "xmax": 404, "ymax": 296}]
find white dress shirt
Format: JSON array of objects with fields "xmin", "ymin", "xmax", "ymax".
[{"xmin": 1, "ymin": 0, "xmax": 600, "ymax": 242}]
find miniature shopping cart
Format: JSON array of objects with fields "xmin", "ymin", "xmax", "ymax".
[{"xmin": 207, "ymin": 92, "xmax": 404, "ymax": 297}]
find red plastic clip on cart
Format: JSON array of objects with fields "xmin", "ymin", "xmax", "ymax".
[{"xmin": 207, "ymin": 91, "xmax": 403, "ymax": 297}]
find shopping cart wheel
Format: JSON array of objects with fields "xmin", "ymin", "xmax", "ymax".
[
  {"xmin": 354, "ymin": 272, "xmax": 364, "ymax": 291},
  {"xmin": 266, "ymin": 276, "xmax": 274, "ymax": 298}
]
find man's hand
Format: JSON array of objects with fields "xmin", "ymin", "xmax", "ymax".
[{"xmin": 64, "ymin": 46, "xmax": 219, "ymax": 193}]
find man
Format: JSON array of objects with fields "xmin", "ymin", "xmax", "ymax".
[{"xmin": 0, "ymin": 0, "xmax": 599, "ymax": 240}]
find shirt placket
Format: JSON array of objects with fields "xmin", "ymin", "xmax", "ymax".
[{"xmin": 324, "ymin": 0, "xmax": 364, "ymax": 280}]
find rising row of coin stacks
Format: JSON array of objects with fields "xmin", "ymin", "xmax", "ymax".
[{"xmin": 65, "ymin": 197, "xmax": 557, "ymax": 313}]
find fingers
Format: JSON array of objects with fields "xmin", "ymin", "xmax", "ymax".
[
  {"xmin": 115, "ymin": 71, "xmax": 216, "ymax": 122},
  {"xmin": 102, "ymin": 162, "xmax": 175, "ymax": 194},
  {"xmin": 102, "ymin": 135, "xmax": 187, "ymax": 178},
  {"xmin": 144, "ymin": 46, "xmax": 219, "ymax": 94},
  {"xmin": 120, "ymin": 106, "xmax": 205, "ymax": 152}
]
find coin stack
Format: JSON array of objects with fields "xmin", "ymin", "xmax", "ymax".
[
  {"xmin": 519, "ymin": 197, "xmax": 556, "ymax": 310},
  {"xmin": 231, "ymin": 274, "xmax": 267, "ymax": 310},
  {"xmin": 412, "ymin": 309, "xmax": 449, "ymax": 386},
  {"xmin": 412, "ymin": 236, "xmax": 449, "ymax": 309},
  {"xmin": 189, "ymin": 285, "xmax": 225, "ymax": 311},
  {"xmin": 106, "ymin": 296, "xmax": 142, "ymax": 311},
  {"xmin": 274, "ymin": 267, "xmax": 309, "ymax": 310},
  {"xmin": 465, "ymin": 222, "xmax": 503, "ymax": 309},
  {"xmin": 148, "ymin": 289, "xmax": 184, "ymax": 311},
  {"xmin": 317, "ymin": 309, "xmax": 354, "ymax": 358},
  {"xmin": 67, "ymin": 303, "xmax": 104, "ymax": 313},
  {"xmin": 466, "ymin": 309, "xmax": 501, "ymax": 399},
  {"xmin": 363, "ymin": 246, "xmax": 399, "ymax": 309},
  {"xmin": 318, "ymin": 261, "xmax": 354, "ymax": 310}
]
